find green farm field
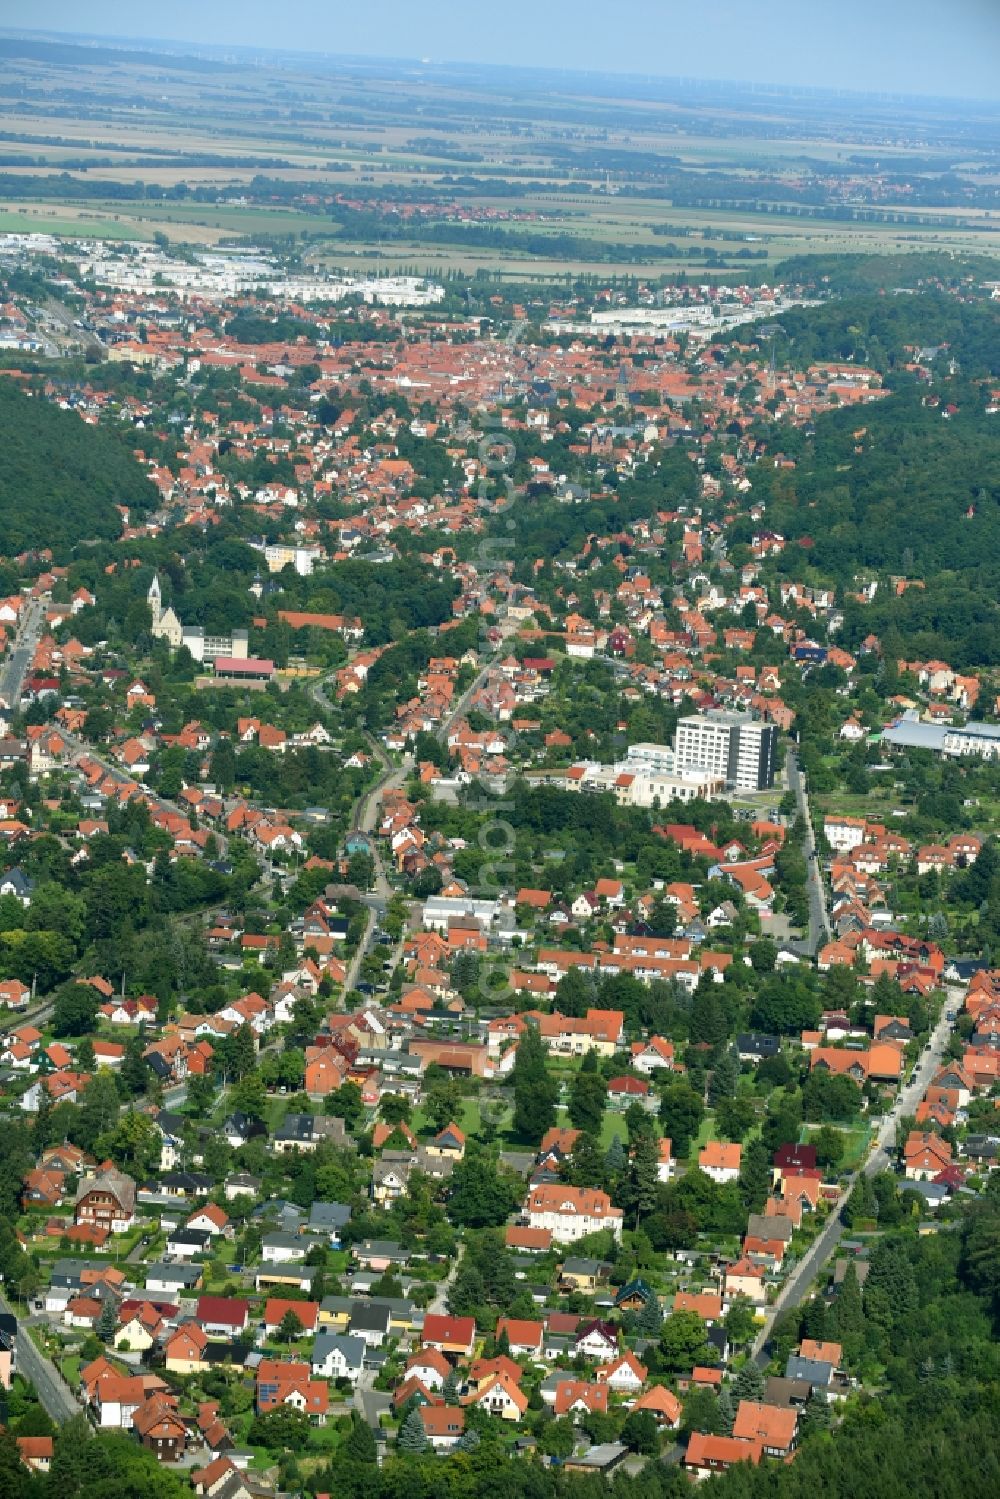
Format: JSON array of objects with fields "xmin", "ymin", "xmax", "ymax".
[{"xmin": 1, "ymin": 39, "xmax": 998, "ymax": 276}]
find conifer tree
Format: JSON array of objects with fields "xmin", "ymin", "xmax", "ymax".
[
  {"xmin": 637, "ymin": 1294, "xmax": 663, "ymax": 1336},
  {"xmin": 800, "ymin": 1388, "xmax": 832, "ymax": 1436},
  {"xmin": 732, "ymin": 1359, "xmax": 765, "ymax": 1403},
  {"xmin": 398, "ymin": 1408, "xmax": 429, "ymax": 1454},
  {"xmin": 96, "ymin": 1297, "xmax": 117, "ymax": 1344},
  {"xmin": 512, "ymin": 1023, "xmax": 557, "ymax": 1143},
  {"xmin": 343, "ymin": 1413, "xmax": 377, "ymax": 1464}
]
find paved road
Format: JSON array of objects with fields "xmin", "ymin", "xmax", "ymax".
[
  {"xmin": 433, "ymin": 650, "xmax": 503, "ymax": 748},
  {"xmin": 862, "ymin": 989, "xmax": 961, "ymax": 1178},
  {"xmin": 309, "ymin": 645, "xmax": 499, "ymax": 992},
  {"xmin": 0, "ymin": 1290, "xmax": 82, "ymax": 1423},
  {"xmin": 341, "ymin": 645, "xmax": 503, "ymax": 991},
  {"xmin": 306, "ymin": 661, "xmax": 402, "ymax": 992},
  {"xmin": 124, "ymin": 1227, "xmax": 164, "ymax": 1266},
  {"xmin": 308, "ymin": 658, "xmax": 401, "ymax": 898},
  {"xmin": 343, "ymin": 648, "xmax": 502, "ymax": 984},
  {"xmin": 343, "ymin": 903, "xmax": 411, "ymax": 1004},
  {"xmin": 49, "ymin": 726, "xmax": 229, "ymax": 859},
  {"xmin": 354, "ymin": 756, "xmax": 409, "ymax": 899},
  {"xmin": 0, "ymin": 599, "xmax": 45, "ymax": 713},
  {"xmin": 0, "ymin": 996, "xmax": 56, "ymax": 1038},
  {"xmin": 785, "ymin": 746, "xmax": 831, "ymax": 955},
  {"xmin": 309, "ymin": 674, "xmax": 337, "ymax": 716},
  {"xmin": 354, "ymin": 1384, "xmax": 392, "ymax": 1432},
  {"xmin": 342, "ymin": 909, "xmax": 379, "ymax": 998},
  {"xmin": 753, "ymin": 987, "xmax": 962, "ymax": 1361},
  {"xmin": 337, "ymin": 743, "xmax": 413, "ymax": 996}
]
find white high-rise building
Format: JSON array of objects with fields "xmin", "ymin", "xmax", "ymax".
[{"xmin": 674, "ymin": 712, "xmax": 777, "ymax": 791}]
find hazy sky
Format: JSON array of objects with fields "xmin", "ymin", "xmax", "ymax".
[{"xmin": 14, "ymin": 0, "xmax": 1000, "ymax": 101}]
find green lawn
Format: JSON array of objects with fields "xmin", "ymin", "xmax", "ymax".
[
  {"xmin": 600, "ymin": 1110, "xmax": 629, "ymax": 1150},
  {"xmin": 801, "ymin": 1121, "xmax": 872, "ymax": 1173},
  {"xmin": 263, "ymin": 1096, "xmax": 291, "ymax": 1131},
  {"xmin": 410, "ymin": 1096, "xmax": 487, "ymax": 1138},
  {"xmin": 541, "ymin": 1101, "xmax": 628, "ymax": 1152}
]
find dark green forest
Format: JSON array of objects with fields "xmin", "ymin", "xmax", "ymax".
[
  {"xmin": 276, "ymin": 557, "xmax": 461, "ymax": 645},
  {"xmin": 735, "ymin": 288, "xmax": 1000, "ymax": 376},
  {"xmin": 773, "ymin": 249, "xmax": 1000, "ymax": 297},
  {"xmin": 488, "ymin": 447, "xmax": 700, "ymax": 564},
  {"xmin": 743, "ymin": 381, "xmax": 1000, "ymax": 666},
  {"xmin": 0, "ymin": 380, "xmax": 158, "ymax": 552}
]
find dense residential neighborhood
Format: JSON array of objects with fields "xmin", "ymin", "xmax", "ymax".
[{"xmin": 0, "ymin": 34, "xmax": 998, "ymax": 1499}]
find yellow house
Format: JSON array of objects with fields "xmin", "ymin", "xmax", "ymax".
[
  {"xmin": 318, "ymin": 1303, "xmax": 351, "ymax": 1332},
  {"xmin": 424, "ymin": 1124, "xmax": 466, "ymax": 1160},
  {"xmin": 470, "ymin": 1371, "xmax": 529, "ymax": 1421},
  {"xmin": 558, "ymin": 1258, "xmax": 610, "ymax": 1293},
  {"xmin": 254, "ymin": 1269, "xmax": 313, "ymax": 1292},
  {"xmin": 388, "ymin": 1303, "xmax": 420, "ymax": 1335},
  {"xmin": 164, "ymin": 1324, "xmax": 210, "ymax": 1374},
  {"xmin": 722, "ymin": 1257, "xmax": 767, "ymax": 1306},
  {"xmin": 115, "ymin": 1313, "xmax": 158, "ymax": 1354}
]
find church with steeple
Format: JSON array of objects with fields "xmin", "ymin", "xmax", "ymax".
[
  {"xmin": 148, "ymin": 575, "xmax": 248, "ymax": 664},
  {"xmin": 148, "ymin": 574, "xmax": 184, "ymax": 650}
]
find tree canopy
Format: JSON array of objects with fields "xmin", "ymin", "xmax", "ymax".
[{"xmin": 0, "ymin": 379, "xmax": 158, "ymax": 551}]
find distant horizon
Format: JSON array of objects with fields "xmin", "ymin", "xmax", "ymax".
[
  {"xmin": 7, "ymin": 0, "xmax": 1000, "ymax": 104},
  {"xmin": 6, "ymin": 24, "xmax": 1000, "ymax": 109}
]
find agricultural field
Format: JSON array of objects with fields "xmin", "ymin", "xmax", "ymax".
[{"xmin": 1, "ymin": 35, "xmax": 999, "ymax": 274}]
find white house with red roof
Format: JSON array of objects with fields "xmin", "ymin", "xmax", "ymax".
[
  {"xmin": 525, "ymin": 1185, "xmax": 623, "ymax": 1243},
  {"xmin": 595, "ymin": 1349, "xmax": 647, "ymax": 1392},
  {"xmin": 631, "ymin": 1036, "xmax": 676, "ymax": 1074}
]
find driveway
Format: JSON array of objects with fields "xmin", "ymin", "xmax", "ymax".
[{"xmin": 428, "ymin": 1243, "xmax": 465, "ymax": 1316}]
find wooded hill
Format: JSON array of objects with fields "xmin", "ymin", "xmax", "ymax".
[
  {"xmin": 733, "ymin": 288, "xmax": 1000, "ymax": 377},
  {"xmin": 0, "ymin": 379, "xmax": 158, "ymax": 554},
  {"xmin": 746, "ymin": 381, "xmax": 1000, "ymax": 668}
]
